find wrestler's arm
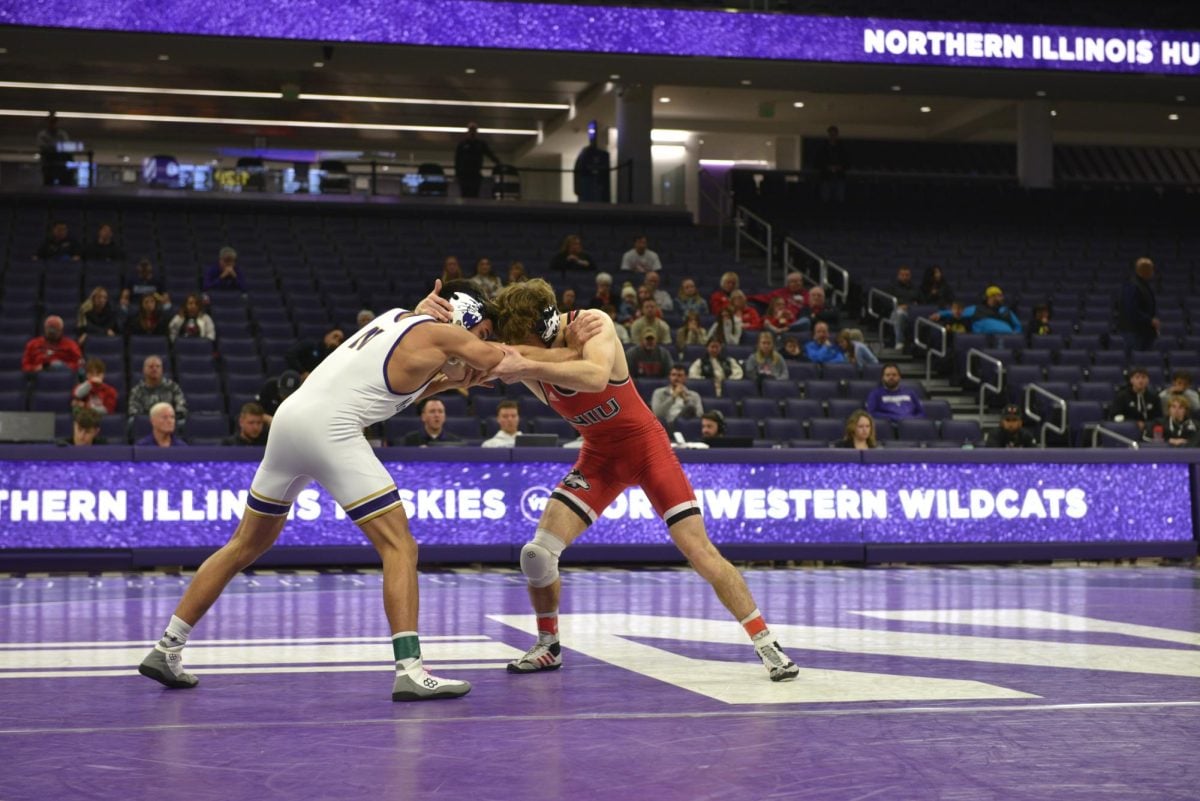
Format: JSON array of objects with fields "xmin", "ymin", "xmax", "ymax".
[{"xmin": 504, "ymin": 315, "xmax": 616, "ymax": 393}]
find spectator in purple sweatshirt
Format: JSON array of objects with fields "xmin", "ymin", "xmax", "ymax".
[{"xmin": 866, "ymin": 363, "xmax": 925, "ymax": 423}]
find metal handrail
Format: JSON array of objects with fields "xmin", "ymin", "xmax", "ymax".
[
  {"xmin": 733, "ymin": 205, "xmax": 773, "ymax": 281},
  {"xmin": 965, "ymin": 349, "xmax": 1004, "ymax": 418},
  {"xmin": 1024, "ymin": 383, "xmax": 1068, "ymax": 447},
  {"xmin": 913, "ymin": 317, "xmax": 948, "ymax": 381},
  {"xmin": 781, "ymin": 237, "xmax": 823, "ymax": 289},
  {"xmin": 823, "ymin": 259, "xmax": 850, "ymax": 307},
  {"xmin": 1091, "ymin": 425, "xmax": 1140, "ymax": 449},
  {"xmin": 867, "ymin": 288, "xmax": 898, "ymax": 344}
]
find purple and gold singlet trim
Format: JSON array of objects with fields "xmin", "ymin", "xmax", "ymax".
[
  {"xmin": 247, "ymin": 488, "xmax": 291, "ymax": 517},
  {"xmin": 346, "ymin": 488, "xmax": 404, "ymax": 524}
]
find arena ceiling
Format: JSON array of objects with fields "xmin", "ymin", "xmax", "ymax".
[{"xmin": 1, "ymin": 24, "xmax": 1198, "ymax": 162}]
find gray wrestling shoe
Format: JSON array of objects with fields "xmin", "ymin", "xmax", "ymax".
[
  {"xmin": 506, "ymin": 639, "xmax": 562, "ymax": 673},
  {"xmin": 138, "ymin": 646, "xmax": 199, "ymax": 689},
  {"xmin": 391, "ymin": 670, "xmax": 471, "ymax": 701},
  {"xmin": 754, "ymin": 636, "xmax": 800, "ymax": 682}
]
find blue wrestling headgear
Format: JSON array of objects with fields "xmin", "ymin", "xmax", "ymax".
[{"xmin": 532, "ymin": 305, "xmax": 560, "ymax": 345}]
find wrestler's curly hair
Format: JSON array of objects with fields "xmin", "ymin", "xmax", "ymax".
[{"xmin": 494, "ymin": 278, "xmax": 557, "ymax": 345}]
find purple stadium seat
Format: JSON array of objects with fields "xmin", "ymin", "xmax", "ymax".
[
  {"xmin": 783, "ymin": 399, "xmax": 822, "ymax": 420},
  {"xmin": 764, "ymin": 419, "xmax": 803, "ymax": 442},
  {"xmin": 897, "ymin": 419, "xmax": 938, "ymax": 441},
  {"xmin": 724, "ymin": 418, "xmax": 759, "ymax": 439},
  {"xmin": 807, "ymin": 418, "xmax": 844, "ymax": 442},
  {"xmin": 740, "ymin": 397, "xmax": 779, "ymax": 419}
]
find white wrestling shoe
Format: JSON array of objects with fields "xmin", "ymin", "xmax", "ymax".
[
  {"xmin": 138, "ymin": 645, "xmax": 199, "ymax": 689},
  {"xmin": 391, "ymin": 670, "xmax": 471, "ymax": 701},
  {"xmin": 506, "ymin": 639, "xmax": 562, "ymax": 673},
  {"xmin": 754, "ymin": 635, "xmax": 800, "ymax": 682}
]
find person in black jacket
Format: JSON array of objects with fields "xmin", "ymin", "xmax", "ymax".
[
  {"xmin": 1143, "ymin": 396, "xmax": 1200, "ymax": 448},
  {"xmin": 1108, "ymin": 367, "xmax": 1158, "ymax": 433},
  {"xmin": 454, "ymin": 123, "xmax": 501, "ymax": 199},
  {"xmin": 984, "ymin": 405, "xmax": 1038, "ymax": 448},
  {"xmin": 1118, "ymin": 257, "xmax": 1159, "ymax": 353},
  {"xmin": 286, "ymin": 328, "xmax": 345, "ymax": 377}
]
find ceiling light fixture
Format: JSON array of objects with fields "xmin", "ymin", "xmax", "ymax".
[
  {"xmin": 464, "ymin": 68, "xmax": 476, "ymax": 74},
  {"xmin": 740, "ymin": 79, "xmax": 752, "ymax": 85},
  {"xmin": 609, "ymin": 74, "xmax": 621, "ymax": 80},
  {"xmin": 297, "ymin": 92, "xmax": 569, "ymax": 110},
  {"xmin": 658, "ymin": 96, "xmax": 671, "ymax": 103},
  {"xmin": 157, "ymin": 54, "xmax": 169, "ymax": 61},
  {"xmin": 793, "ymin": 101, "xmax": 805, "ymax": 108},
  {"xmin": 890, "ymin": 85, "xmax": 902, "ymax": 92},
  {"xmin": 1035, "ymin": 90, "xmax": 1047, "ymax": 97},
  {"xmin": 651, "ymin": 129, "xmax": 690, "ymax": 143},
  {"xmin": 919, "ymin": 106, "xmax": 932, "ymax": 113},
  {"xmin": 0, "ymin": 108, "xmax": 538, "ymax": 135},
  {"xmin": 0, "ymin": 80, "xmax": 280, "ymax": 99},
  {"xmin": 1175, "ymin": 95, "xmax": 1187, "ymax": 102},
  {"xmin": 1169, "ymin": 113, "xmax": 1180, "ymax": 121},
  {"xmin": 312, "ymin": 61, "xmax": 324, "ymax": 68},
  {"xmin": 1050, "ymin": 109, "xmax": 1057, "ymax": 116}
]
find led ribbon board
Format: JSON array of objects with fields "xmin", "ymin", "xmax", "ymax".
[{"xmin": 0, "ymin": 460, "xmax": 1189, "ymax": 547}]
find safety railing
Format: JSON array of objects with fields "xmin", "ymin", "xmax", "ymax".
[
  {"xmin": 965, "ymin": 349, "xmax": 1004, "ymax": 418},
  {"xmin": 866, "ymin": 288, "xmax": 899, "ymax": 345},
  {"xmin": 1091, "ymin": 425, "xmax": 1140, "ymax": 449},
  {"xmin": 913, "ymin": 317, "xmax": 948, "ymax": 382},
  {"xmin": 823, "ymin": 260, "xmax": 849, "ymax": 307},
  {"xmin": 733, "ymin": 205, "xmax": 773, "ymax": 281},
  {"xmin": 1024, "ymin": 383, "xmax": 1068, "ymax": 447},
  {"xmin": 781, "ymin": 237, "xmax": 823, "ymax": 289}
]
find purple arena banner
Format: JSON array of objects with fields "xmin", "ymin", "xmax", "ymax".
[
  {"xmin": 1, "ymin": 2, "xmax": 1199, "ymax": 76},
  {"xmin": 0, "ymin": 459, "xmax": 1190, "ymax": 548}
]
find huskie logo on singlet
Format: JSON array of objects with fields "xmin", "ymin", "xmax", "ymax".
[{"xmin": 562, "ymin": 470, "xmax": 591, "ymax": 491}]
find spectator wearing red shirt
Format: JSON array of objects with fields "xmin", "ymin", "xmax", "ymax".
[
  {"xmin": 71, "ymin": 357, "xmax": 119, "ymax": 415},
  {"xmin": 22, "ymin": 315, "xmax": 82, "ymax": 374},
  {"xmin": 709, "ymin": 271, "xmax": 739, "ymax": 316},
  {"xmin": 751, "ymin": 271, "xmax": 809, "ymax": 319},
  {"xmin": 728, "ymin": 290, "xmax": 762, "ymax": 331}
]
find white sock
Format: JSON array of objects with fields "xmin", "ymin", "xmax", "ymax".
[{"xmin": 157, "ymin": 615, "xmax": 193, "ymax": 650}]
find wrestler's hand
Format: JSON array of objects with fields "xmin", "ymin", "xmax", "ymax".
[
  {"xmin": 489, "ymin": 345, "xmax": 529, "ymax": 384},
  {"xmin": 565, "ymin": 308, "xmax": 606, "ymax": 351},
  {"xmin": 414, "ymin": 279, "xmax": 453, "ymax": 322}
]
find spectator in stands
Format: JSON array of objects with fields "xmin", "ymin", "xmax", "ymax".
[
  {"xmin": 124, "ymin": 293, "xmax": 169, "ymax": 338},
  {"xmin": 834, "ymin": 410, "xmax": 878, "ymax": 450},
  {"xmin": 929, "ymin": 300, "xmax": 970, "ymax": 334},
  {"xmin": 507, "ymin": 261, "xmax": 528, "ymax": 284},
  {"xmin": 817, "ymin": 125, "xmax": 849, "ymax": 204},
  {"xmin": 85, "ymin": 223, "xmax": 124, "ymax": 262},
  {"xmin": 605, "ymin": 305, "xmax": 631, "ymax": 346},
  {"xmin": 642, "ymin": 271, "xmax": 673, "ymax": 312},
  {"xmin": 675, "ymin": 278, "xmax": 707, "ymax": 316},
  {"xmin": 627, "ymin": 329, "xmax": 674, "ymax": 379},
  {"xmin": 76, "ymin": 285, "xmax": 119, "ymax": 346},
  {"xmin": 630, "ymin": 298, "xmax": 671, "ymax": 345},
  {"xmin": 884, "ymin": 266, "xmax": 919, "ymax": 348},
  {"xmin": 866, "ymin": 363, "xmax": 925, "ymax": 423},
  {"xmin": 36, "ymin": 111, "xmax": 72, "ymax": 187},
  {"xmin": 744, "ymin": 331, "xmax": 788, "ymax": 382},
  {"xmin": 780, "ymin": 336, "xmax": 804, "ymax": 362},
  {"xmin": 71, "ymin": 357, "xmax": 118, "ymax": 415},
  {"xmin": 617, "ymin": 284, "xmax": 640, "ymax": 324},
  {"xmin": 256, "ymin": 369, "xmax": 301, "ymax": 424},
  {"xmin": 1119, "ymin": 257, "xmax": 1159, "ymax": 353},
  {"xmin": 120, "ymin": 257, "xmax": 170, "ymax": 314},
  {"xmin": 128, "ymin": 355, "xmax": 188, "ymax": 423},
  {"xmin": 964, "ymin": 286, "xmax": 1021, "ymax": 335},
  {"xmin": 62, "ymin": 407, "xmax": 105, "ymax": 447},
  {"xmin": 222, "ymin": 402, "xmax": 269, "ymax": 446},
  {"xmin": 441, "ymin": 256, "xmax": 465, "ymax": 285},
  {"xmin": 587, "ymin": 272, "xmax": 615, "ymax": 309},
  {"xmin": 837, "ymin": 328, "xmax": 878, "ymax": 366},
  {"xmin": 1028, "ymin": 303, "xmax": 1052, "ymax": 339},
  {"xmin": 168, "ymin": 293, "xmax": 216, "ymax": 342},
  {"xmin": 470, "ymin": 257, "xmax": 502, "ymax": 300},
  {"xmin": 751, "ymin": 272, "xmax": 809, "ymax": 320},
  {"xmin": 709, "ymin": 271, "xmax": 739, "ymax": 316},
  {"xmin": 204, "ymin": 246, "xmax": 246, "ymax": 292},
  {"xmin": 985, "ymin": 404, "xmax": 1038, "ymax": 448},
  {"xmin": 620, "ymin": 234, "xmax": 662, "ymax": 274},
  {"xmin": 796, "ymin": 285, "xmax": 840, "ymax": 332},
  {"xmin": 549, "ymin": 234, "xmax": 593, "ymax": 274},
  {"xmin": 137, "ymin": 402, "xmax": 186, "ymax": 448},
  {"xmin": 482, "ymin": 400, "xmax": 521, "ymax": 448},
  {"xmin": 804, "ymin": 321, "xmax": 845, "ymax": 364},
  {"xmin": 1108, "ymin": 367, "xmax": 1157, "ymax": 432},
  {"xmin": 356, "ymin": 309, "xmax": 375, "ymax": 330},
  {"xmin": 763, "ymin": 296, "xmax": 797, "ymax": 336},
  {"xmin": 700, "ymin": 409, "xmax": 726, "ymax": 443},
  {"xmin": 35, "ymin": 220, "xmax": 82, "ymax": 261},
  {"xmin": 286, "ymin": 328, "xmax": 345, "ymax": 378},
  {"xmin": 676, "ymin": 311, "xmax": 707, "ymax": 351},
  {"xmin": 1159, "ymin": 371, "xmax": 1200, "ymax": 416},
  {"xmin": 728, "ymin": 290, "xmax": 762, "ymax": 332},
  {"xmin": 708, "ymin": 306, "xmax": 743, "ymax": 345},
  {"xmin": 559, "ymin": 288, "xmax": 578, "ymax": 313},
  {"xmin": 454, "ymin": 122, "xmax": 500, "ymax": 199},
  {"xmin": 651, "ymin": 366, "xmax": 704, "ymax": 425},
  {"xmin": 1144, "ymin": 396, "xmax": 1199, "ymax": 447},
  {"xmin": 402, "ymin": 398, "xmax": 463, "ymax": 446},
  {"xmin": 688, "ymin": 337, "xmax": 744, "ymax": 397},
  {"xmin": 22, "ymin": 315, "xmax": 82, "ymax": 374},
  {"xmin": 918, "ymin": 266, "xmax": 954, "ymax": 307}
]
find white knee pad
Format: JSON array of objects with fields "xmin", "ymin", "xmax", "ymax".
[{"xmin": 520, "ymin": 530, "xmax": 565, "ymax": 588}]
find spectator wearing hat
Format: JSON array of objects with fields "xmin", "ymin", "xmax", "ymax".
[
  {"xmin": 626, "ymin": 328, "xmax": 674, "ymax": 379},
  {"xmin": 136, "ymin": 402, "xmax": 187, "ymax": 448},
  {"xmin": 620, "ymin": 234, "xmax": 662, "ymax": 274},
  {"xmin": 866, "ymin": 363, "xmax": 925, "ymax": 424},
  {"xmin": 985, "ymin": 405, "xmax": 1038, "ymax": 448},
  {"xmin": 962, "ymin": 286, "xmax": 1021, "ymax": 335},
  {"xmin": 629, "ymin": 298, "xmax": 671, "ymax": 345},
  {"xmin": 1108, "ymin": 367, "xmax": 1158, "ymax": 433},
  {"xmin": 256, "ymin": 369, "xmax": 302, "ymax": 424},
  {"xmin": 223, "ymin": 402, "xmax": 269, "ymax": 446},
  {"xmin": 204, "ymin": 246, "xmax": 245, "ymax": 292},
  {"xmin": 22, "ymin": 314, "xmax": 82, "ymax": 374},
  {"xmin": 651, "ymin": 366, "xmax": 704, "ymax": 425}
]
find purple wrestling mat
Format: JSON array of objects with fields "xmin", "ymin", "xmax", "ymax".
[{"xmin": 0, "ymin": 566, "xmax": 1197, "ymax": 800}]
